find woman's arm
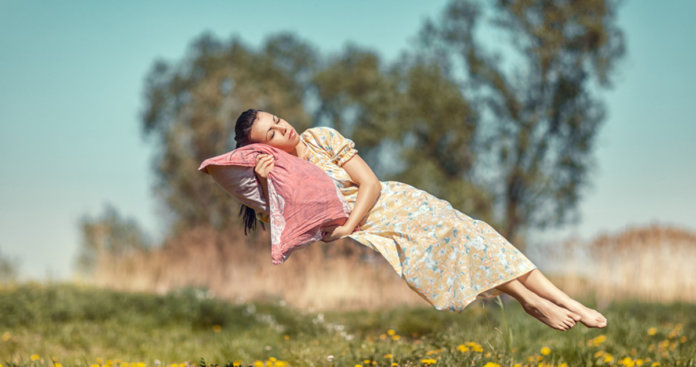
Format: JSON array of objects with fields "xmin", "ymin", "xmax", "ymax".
[{"xmin": 321, "ymin": 153, "xmax": 381, "ymax": 242}]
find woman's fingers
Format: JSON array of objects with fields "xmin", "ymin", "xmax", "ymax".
[{"xmin": 254, "ymin": 154, "xmax": 275, "ymax": 178}]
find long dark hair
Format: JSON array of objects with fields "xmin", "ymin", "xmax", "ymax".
[{"xmin": 234, "ymin": 108, "xmax": 265, "ymax": 235}]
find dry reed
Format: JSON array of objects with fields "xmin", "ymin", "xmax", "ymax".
[{"xmin": 83, "ymin": 223, "xmax": 696, "ymax": 310}]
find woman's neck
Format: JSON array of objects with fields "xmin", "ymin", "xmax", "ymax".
[{"xmin": 292, "ymin": 140, "xmax": 309, "ymax": 160}]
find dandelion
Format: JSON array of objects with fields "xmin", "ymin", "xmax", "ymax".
[
  {"xmin": 387, "ymin": 329, "xmax": 396, "ymax": 336},
  {"xmin": 604, "ymin": 354, "xmax": 614, "ymax": 363},
  {"xmin": 457, "ymin": 344, "xmax": 469, "ymax": 352},
  {"xmin": 31, "ymin": 355, "xmax": 40, "ymax": 361},
  {"xmin": 232, "ymin": 361, "xmax": 242, "ymax": 367},
  {"xmin": 420, "ymin": 358, "xmax": 436, "ymax": 365},
  {"xmin": 384, "ymin": 354, "xmax": 393, "ymax": 359},
  {"xmin": 354, "ymin": 364, "xmax": 362, "ymax": 367},
  {"xmin": 483, "ymin": 363, "xmax": 501, "ymax": 367},
  {"xmin": 92, "ymin": 364, "xmax": 100, "ymax": 367},
  {"xmin": 651, "ymin": 363, "xmax": 660, "ymax": 367},
  {"xmin": 588, "ymin": 334, "xmax": 607, "ymax": 347},
  {"xmin": 513, "ymin": 364, "xmax": 522, "ymax": 367},
  {"xmin": 559, "ymin": 363, "xmax": 568, "ymax": 367},
  {"xmin": 620, "ymin": 357, "xmax": 635, "ymax": 367},
  {"xmin": 636, "ymin": 359, "xmax": 644, "ymax": 366},
  {"xmin": 540, "ymin": 347, "xmax": 551, "ymax": 356},
  {"xmin": 137, "ymin": 363, "xmax": 146, "ymax": 367},
  {"xmin": 253, "ymin": 361, "xmax": 264, "ymax": 367},
  {"xmin": 55, "ymin": 364, "xmax": 63, "ymax": 367},
  {"xmin": 392, "ymin": 364, "xmax": 398, "ymax": 367},
  {"xmin": 392, "ymin": 335, "xmax": 401, "ymax": 341},
  {"xmin": 648, "ymin": 327, "xmax": 658, "ymax": 336}
]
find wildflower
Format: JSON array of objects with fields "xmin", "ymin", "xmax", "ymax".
[
  {"xmin": 651, "ymin": 363, "xmax": 660, "ymax": 367},
  {"xmin": 457, "ymin": 344, "xmax": 469, "ymax": 352},
  {"xmin": 636, "ymin": 359, "xmax": 644, "ymax": 366},
  {"xmin": 1, "ymin": 332, "xmax": 10, "ymax": 342},
  {"xmin": 387, "ymin": 329, "xmax": 396, "ymax": 336},
  {"xmin": 384, "ymin": 354, "xmax": 393, "ymax": 359},
  {"xmin": 420, "ymin": 358, "xmax": 437, "ymax": 365},
  {"xmin": 392, "ymin": 364, "xmax": 398, "ymax": 367},
  {"xmin": 620, "ymin": 357, "xmax": 635, "ymax": 367},
  {"xmin": 354, "ymin": 364, "xmax": 362, "ymax": 367},
  {"xmin": 92, "ymin": 364, "xmax": 100, "ymax": 367},
  {"xmin": 513, "ymin": 364, "xmax": 522, "ymax": 367},
  {"xmin": 680, "ymin": 336, "xmax": 687, "ymax": 343},
  {"xmin": 364, "ymin": 360, "xmax": 371, "ymax": 364},
  {"xmin": 56, "ymin": 364, "xmax": 63, "ymax": 367},
  {"xmin": 137, "ymin": 363, "xmax": 145, "ymax": 367},
  {"xmin": 380, "ymin": 334, "xmax": 387, "ymax": 340},
  {"xmin": 483, "ymin": 363, "xmax": 501, "ymax": 367},
  {"xmin": 604, "ymin": 354, "xmax": 614, "ymax": 363},
  {"xmin": 647, "ymin": 327, "xmax": 658, "ymax": 336},
  {"xmin": 283, "ymin": 335, "xmax": 290, "ymax": 340},
  {"xmin": 31, "ymin": 355, "xmax": 40, "ymax": 361},
  {"xmin": 253, "ymin": 361, "xmax": 263, "ymax": 367},
  {"xmin": 212, "ymin": 325, "xmax": 222, "ymax": 333},
  {"xmin": 540, "ymin": 347, "xmax": 551, "ymax": 356},
  {"xmin": 274, "ymin": 362, "xmax": 287, "ymax": 367},
  {"xmin": 392, "ymin": 335, "xmax": 401, "ymax": 341},
  {"xmin": 588, "ymin": 334, "xmax": 607, "ymax": 347},
  {"xmin": 232, "ymin": 361, "xmax": 242, "ymax": 367},
  {"xmin": 559, "ymin": 363, "xmax": 569, "ymax": 367}
]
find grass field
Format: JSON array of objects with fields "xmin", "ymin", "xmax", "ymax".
[{"xmin": 0, "ymin": 282, "xmax": 694, "ymax": 367}]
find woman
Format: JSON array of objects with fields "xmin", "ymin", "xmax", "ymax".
[{"xmin": 234, "ymin": 108, "xmax": 607, "ymax": 331}]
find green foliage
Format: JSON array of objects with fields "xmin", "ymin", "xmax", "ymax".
[{"xmin": 1, "ymin": 283, "xmax": 694, "ymax": 366}]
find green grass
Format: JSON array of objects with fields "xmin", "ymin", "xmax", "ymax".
[{"xmin": 0, "ymin": 282, "xmax": 694, "ymax": 366}]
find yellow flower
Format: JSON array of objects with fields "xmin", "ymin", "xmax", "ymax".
[
  {"xmin": 392, "ymin": 335, "xmax": 401, "ymax": 341},
  {"xmin": 283, "ymin": 335, "xmax": 290, "ymax": 340},
  {"xmin": 364, "ymin": 360, "xmax": 371, "ymax": 364},
  {"xmin": 483, "ymin": 363, "xmax": 501, "ymax": 367},
  {"xmin": 540, "ymin": 346, "xmax": 551, "ymax": 356},
  {"xmin": 387, "ymin": 329, "xmax": 396, "ymax": 336},
  {"xmin": 420, "ymin": 359, "xmax": 437, "ymax": 365},
  {"xmin": 384, "ymin": 354, "xmax": 393, "ymax": 359},
  {"xmin": 636, "ymin": 359, "xmax": 644, "ymax": 366},
  {"xmin": 137, "ymin": 363, "xmax": 145, "ymax": 367},
  {"xmin": 1, "ymin": 332, "xmax": 10, "ymax": 342},
  {"xmin": 392, "ymin": 364, "xmax": 398, "ymax": 367},
  {"xmin": 457, "ymin": 344, "xmax": 469, "ymax": 352},
  {"xmin": 651, "ymin": 363, "xmax": 660, "ymax": 367},
  {"xmin": 588, "ymin": 334, "xmax": 607, "ymax": 347},
  {"xmin": 513, "ymin": 364, "xmax": 522, "ymax": 367},
  {"xmin": 56, "ymin": 364, "xmax": 63, "ymax": 367},
  {"xmin": 354, "ymin": 365, "xmax": 362, "ymax": 367},
  {"xmin": 212, "ymin": 325, "xmax": 222, "ymax": 333},
  {"xmin": 559, "ymin": 363, "xmax": 568, "ymax": 367},
  {"xmin": 232, "ymin": 361, "xmax": 242, "ymax": 367},
  {"xmin": 253, "ymin": 361, "xmax": 263, "ymax": 367},
  {"xmin": 648, "ymin": 327, "xmax": 658, "ymax": 336},
  {"xmin": 274, "ymin": 362, "xmax": 287, "ymax": 367},
  {"xmin": 92, "ymin": 364, "xmax": 100, "ymax": 367},
  {"xmin": 604, "ymin": 354, "xmax": 614, "ymax": 363},
  {"xmin": 681, "ymin": 336, "xmax": 688, "ymax": 343},
  {"xmin": 620, "ymin": 357, "xmax": 635, "ymax": 367},
  {"xmin": 31, "ymin": 355, "xmax": 40, "ymax": 361}
]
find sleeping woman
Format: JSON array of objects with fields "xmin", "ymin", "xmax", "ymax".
[{"xmin": 232, "ymin": 108, "xmax": 607, "ymax": 331}]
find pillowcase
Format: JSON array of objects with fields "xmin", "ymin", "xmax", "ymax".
[{"xmin": 198, "ymin": 143, "xmax": 351, "ymax": 264}]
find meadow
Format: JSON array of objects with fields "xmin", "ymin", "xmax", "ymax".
[{"xmin": 0, "ymin": 282, "xmax": 694, "ymax": 367}]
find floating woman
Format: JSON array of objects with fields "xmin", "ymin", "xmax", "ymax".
[{"xmin": 232, "ymin": 109, "xmax": 607, "ymax": 331}]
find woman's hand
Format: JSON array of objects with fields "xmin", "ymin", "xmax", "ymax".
[
  {"xmin": 254, "ymin": 154, "xmax": 274, "ymax": 179},
  {"xmin": 320, "ymin": 225, "xmax": 353, "ymax": 242}
]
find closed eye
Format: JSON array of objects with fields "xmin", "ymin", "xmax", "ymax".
[{"xmin": 269, "ymin": 116, "xmax": 280, "ymax": 140}]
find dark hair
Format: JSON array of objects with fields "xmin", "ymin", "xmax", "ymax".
[{"xmin": 234, "ymin": 108, "xmax": 265, "ymax": 235}]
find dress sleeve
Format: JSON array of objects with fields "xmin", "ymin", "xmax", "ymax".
[{"xmin": 306, "ymin": 127, "xmax": 358, "ymax": 166}]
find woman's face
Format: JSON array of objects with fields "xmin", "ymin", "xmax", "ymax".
[{"xmin": 248, "ymin": 111, "xmax": 301, "ymax": 152}]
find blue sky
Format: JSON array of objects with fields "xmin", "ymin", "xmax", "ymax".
[{"xmin": 1, "ymin": 1, "xmax": 695, "ymax": 280}]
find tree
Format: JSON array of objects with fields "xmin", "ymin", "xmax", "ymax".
[
  {"xmin": 418, "ymin": 0, "xmax": 626, "ymax": 242},
  {"xmin": 140, "ymin": 32, "xmax": 318, "ymax": 235},
  {"xmin": 76, "ymin": 203, "xmax": 151, "ymax": 275}
]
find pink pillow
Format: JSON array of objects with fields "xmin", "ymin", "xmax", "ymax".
[{"xmin": 198, "ymin": 144, "xmax": 351, "ymax": 264}]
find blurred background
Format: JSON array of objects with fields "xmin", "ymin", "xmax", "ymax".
[{"xmin": 1, "ymin": 0, "xmax": 695, "ymax": 309}]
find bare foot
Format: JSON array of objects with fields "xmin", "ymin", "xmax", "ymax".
[
  {"xmin": 522, "ymin": 297, "xmax": 581, "ymax": 331},
  {"xmin": 560, "ymin": 299, "xmax": 608, "ymax": 328}
]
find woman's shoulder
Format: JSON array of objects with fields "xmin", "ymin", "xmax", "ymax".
[{"xmin": 300, "ymin": 126, "xmax": 347, "ymax": 147}]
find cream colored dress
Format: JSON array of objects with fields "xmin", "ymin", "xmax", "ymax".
[{"xmin": 292, "ymin": 127, "xmax": 537, "ymax": 311}]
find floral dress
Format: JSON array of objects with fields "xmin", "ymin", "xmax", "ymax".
[{"xmin": 298, "ymin": 127, "xmax": 537, "ymax": 311}]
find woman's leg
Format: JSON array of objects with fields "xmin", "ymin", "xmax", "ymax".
[
  {"xmin": 494, "ymin": 277, "xmax": 580, "ymax": 331},
  {"xmin": 517, "ymin": 269, "xmax": 607, "ymax": 328}
]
